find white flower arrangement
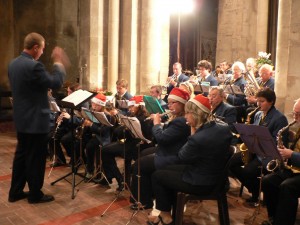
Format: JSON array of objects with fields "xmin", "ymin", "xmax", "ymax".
[{"xmin": 256, "ymin": 51, "xmax": 273, "ymax": 67}]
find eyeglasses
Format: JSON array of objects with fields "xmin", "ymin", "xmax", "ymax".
[
  {"xmin": 168, "ymin": 101, "xmax": 179, "ymax": 105},
  {"xmin": 292, "ymin": 111, "xmax": 300, "ymax": 116}
]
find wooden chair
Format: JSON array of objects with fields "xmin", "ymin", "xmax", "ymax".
[{"xmin": 175, "ymin": 145, "xmax": 237, "ymax": 225}]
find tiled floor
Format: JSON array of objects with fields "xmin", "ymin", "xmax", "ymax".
[{"xmin": 0, "ymin": 122, "xmax": 296, "ymax": 225}]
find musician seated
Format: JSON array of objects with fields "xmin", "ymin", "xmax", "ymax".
[
  {"xmin": 82, "ymin": 93, "xmax": 115, "ymax": 180},
  {"xmin": 148, "ymin": 94, "xmax": 233, "ymax": 225},
  {"xmin": 100, "ymin": 95, "xmax": 154, "ymax": 190},
  {"xmin": 220, "ymin": 60, "xmax": 233, "ymax": 75},
  {"xmin": 247, "ymin": 63, "xmax": 274, "ymax": 105},
  {"xmin": 179, "ymin": 81, "xmax": 195, "ymax": 99},
  {"xmin": 261, "ymin": 98, "xmax": 300, "ymax": 225},
  {"xmin": 208, "ymin": 86, "xmax": 237, "ymax": 135},
  {"xmin": 114, "ymin": 79, "xmax": 133, "ymax": 115},
  {"xmin": 49, "ymin": 83, "xmax": 86, "ymax": 167},
  {"xmin": 224, "ymin": 61, "xmax": 247, "ymax": 123},
  {"xmin": 164, "ymin": 62, "xmax": 189, "ymax": 102},
  {"xmin": 149, "ymin": 84, "xmax": 168, "ymax": 110},
  {"xmin": 229, "ymin": 88, "xmax": 288, "ymax": 206}
]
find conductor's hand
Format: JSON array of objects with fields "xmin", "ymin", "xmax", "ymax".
[
  {"xmin": 51, "ymin": 47, "xmax": 71, "ymax": 69},
  {"xmin": 278, "ymin": 146, "xmax": 293, "ymax": 160}
]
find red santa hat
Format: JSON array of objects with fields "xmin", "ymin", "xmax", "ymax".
[
  {"xmin": 168, "ymin": 87, "xmax": 190, "ymax": 104},
  {"xmin": 190, "ymin": 94, "xmax": 211, "ymax": 114},
  {"xmin": 91, "ymin": 93, "xmax": 106, "ymax": 106},
  {"xmin": 128, "ymin": 95, "xmax": 145, "ymax": 107}
]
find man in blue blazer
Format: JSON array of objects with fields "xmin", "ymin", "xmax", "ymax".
[
  {"xmin": 262, "ymin": 98, "xmax": 300, "ymax": 225},
  {"xmin": 164, "ymin": 62, "xmax": 189, "ymax": 102},
  {"xmin": 8, "ymin": 32, "xmax": 69, "ymax": 204}
]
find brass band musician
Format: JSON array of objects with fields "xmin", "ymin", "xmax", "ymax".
[
  {"xmin": 261, "ymin": 98, "xmax": 300, "ymax": 225},
  {"xmin": 229, "ymin": 88, "xmax": 288, "ymax": 206}
]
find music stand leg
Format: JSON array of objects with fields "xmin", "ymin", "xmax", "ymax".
[
  {"xmin": 245, "ymin": 165, "xmax": 264, "ymax": 225},
  {"xmin": 50, "ymin": 109, "xmax": 84, "ymax": 199}
]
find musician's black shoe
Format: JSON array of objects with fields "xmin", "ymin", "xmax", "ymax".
[
  {"xmin": 28, "ymin": 194, "xmax": 55, "ymax": 204},
  {"xmin": 8, "ymin": 191, "xmax": 29, "ymax": 202}
]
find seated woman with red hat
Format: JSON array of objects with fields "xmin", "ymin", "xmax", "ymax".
[
  {"xmin": 130, "ymin": 87, "xmax": 191, "ymax": 211},
  {"xmin": 148, "ymin": 94, "xmax": 233, "ymax": 225}
]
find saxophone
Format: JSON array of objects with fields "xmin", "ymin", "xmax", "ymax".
[
  {"xmin": 239, "ymin": 107, "xmax": 260, "ymax": 165},
  {"xmin": 266, "ymin": 121, "xmax": 297, "ymax": 172}
]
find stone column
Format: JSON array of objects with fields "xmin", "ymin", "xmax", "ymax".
[
  {"xmin": 0, "ymin": 0, "xmax": 14, "ymax": 90},
  {"xmin": 216, "ymin": 0, "xmax": 269, "ymax": 63},
  {"xmin": 275, "ymin": 0, "xmax": 300, "ymax": 118},
  {"xmin": 107, "ymin": 0, "xmax": 120, "ymax": 91},
  {"xmin": 139, "ymin": 0, "xmax": 170, "ymax": 94}
]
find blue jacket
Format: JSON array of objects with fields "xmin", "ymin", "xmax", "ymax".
[
  {"xmin": 153, "ymin": 117, "xmax": 190, "ymax": 169},
  {"xmin": 8, "ymin": 52, "xmax": 65, "ymax": 133}
]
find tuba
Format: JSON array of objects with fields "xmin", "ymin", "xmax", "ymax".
[
  {"xmin": 266, "ymin": 121, "xmax": 297, "ymax": 172},
  {"xmin": 243, "ymin": 71, "xmax": 261, "ymax": 97}
]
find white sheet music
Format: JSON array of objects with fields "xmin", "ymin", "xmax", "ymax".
[
  {"xmin": 49, "ymin": 101, "xmax": 60, "ymax": 112},
  {"xmin": 118, "ymin": 114, "xmax": 151, "ymax": 144},
  {"xmin": 62, "ymin": 89, "xmax": 94, "ymax": 107}
]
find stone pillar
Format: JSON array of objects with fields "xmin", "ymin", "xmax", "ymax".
[
  {"xmin": 216, "ymin": 0, "xmax": 269, "ymax": 64},
  {"xmin": 0, "ymin": 0, "xmax": 14, "ymax": 90},
  {"xmin": 118, "ymin": 0, "xmax": 138, "ymax": 95},
  {"xmin": 275, "ymin": 0, "xmax": 300, "ymax": 118},
  {"xmin": 139, "ymin": 0, "xmax": 169, "ymax": 94},
  {"xmin": 107, "ymin": 0, "xmax": 120, "ymax": 91}
]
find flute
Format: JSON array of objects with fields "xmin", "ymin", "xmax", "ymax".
[{"xmin": 144, "ymin": 110, "xmax": 174, "ymax": 121}]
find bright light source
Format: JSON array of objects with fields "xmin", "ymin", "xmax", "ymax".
[{"xmin": 158, "ymin": 0, "xmax": 195, "ymax": 16}]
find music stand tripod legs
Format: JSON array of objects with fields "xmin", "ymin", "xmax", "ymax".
[{"xmin": 50, "ymin": 109, "xmax": 85, "ymax": 199}]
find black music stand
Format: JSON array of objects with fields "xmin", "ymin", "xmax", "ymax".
[
  {"xmin": 50, "ymin": 90, "xmax": 96, "ymax": 199},
  {"xmin": 234, "ymin": 123, "xmax": 281, "ymax": 225},
  {"xmin": 101, "ymin": 115, "xmax": 151, "ymax": 224}
]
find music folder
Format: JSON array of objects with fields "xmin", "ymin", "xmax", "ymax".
[
  {"xmin": 192, "ymin": 81, "xmax": 210, "ymax": 93},
  {"xmin": 81, "ymin": 107, "xmax": 114, "ymax": 127},
  {"xmin": 221, "ymin": 84, "xmax": 245, "ymax": 95},
  {"xmin": 118, "ymin": 114, "xmax": 151, "ymax": 144},
  {"xmin": 234, "ymin": 123, "xmax": 282, "ymax": 160},
  {"xmin": 143, "ymin": 95, "xmax": 165, "ymax": 114}
]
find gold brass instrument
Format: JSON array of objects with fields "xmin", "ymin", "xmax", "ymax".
[
  {"xmin": 266, "ymin": 120, "xmax": 297, "ymax": 172},
  {"xmin": 240, "ymin": 107, "xmax": 260, "ymax": 165},
  {"xmin": 243, "ymin": 71, "xmax": 261, "ymax": 97}
]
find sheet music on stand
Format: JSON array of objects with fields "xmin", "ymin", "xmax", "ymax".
[
  {"xmin": 50, "ymin": 101, "xmax": 61, "ymax": 112},
  {"xmin": 81, "ymin": 107, "xmax": 114, "ymax": 127},
  {"xmin": 221, "ymin": 84, "xmax": 245, "ymax": 95},
  {"xmin": 193, "ymin": 81, "xmax": 210, "ymax": 93},
  {"xmin": 62, "ymin": 89, "xmax": 95, "ymax": 107},
  {"xmin": 116, "ymin": 100, "xmax": 130, "ymax": 109},
  {"xmin": 118, "ymin": 114, "xmax": 151, "ymax": 144},
  {"xmin": 234, "ymin": 123, "xmax": 282, "ymax": 160}
]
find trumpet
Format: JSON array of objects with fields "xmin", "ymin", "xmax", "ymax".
[
  {"xmin": 162, "ymin": 74, "xmax": 177, "ymax": 92},
  {"xmin": 144, "ymin": 110, "xmax": 174, "ymax": 121}
]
